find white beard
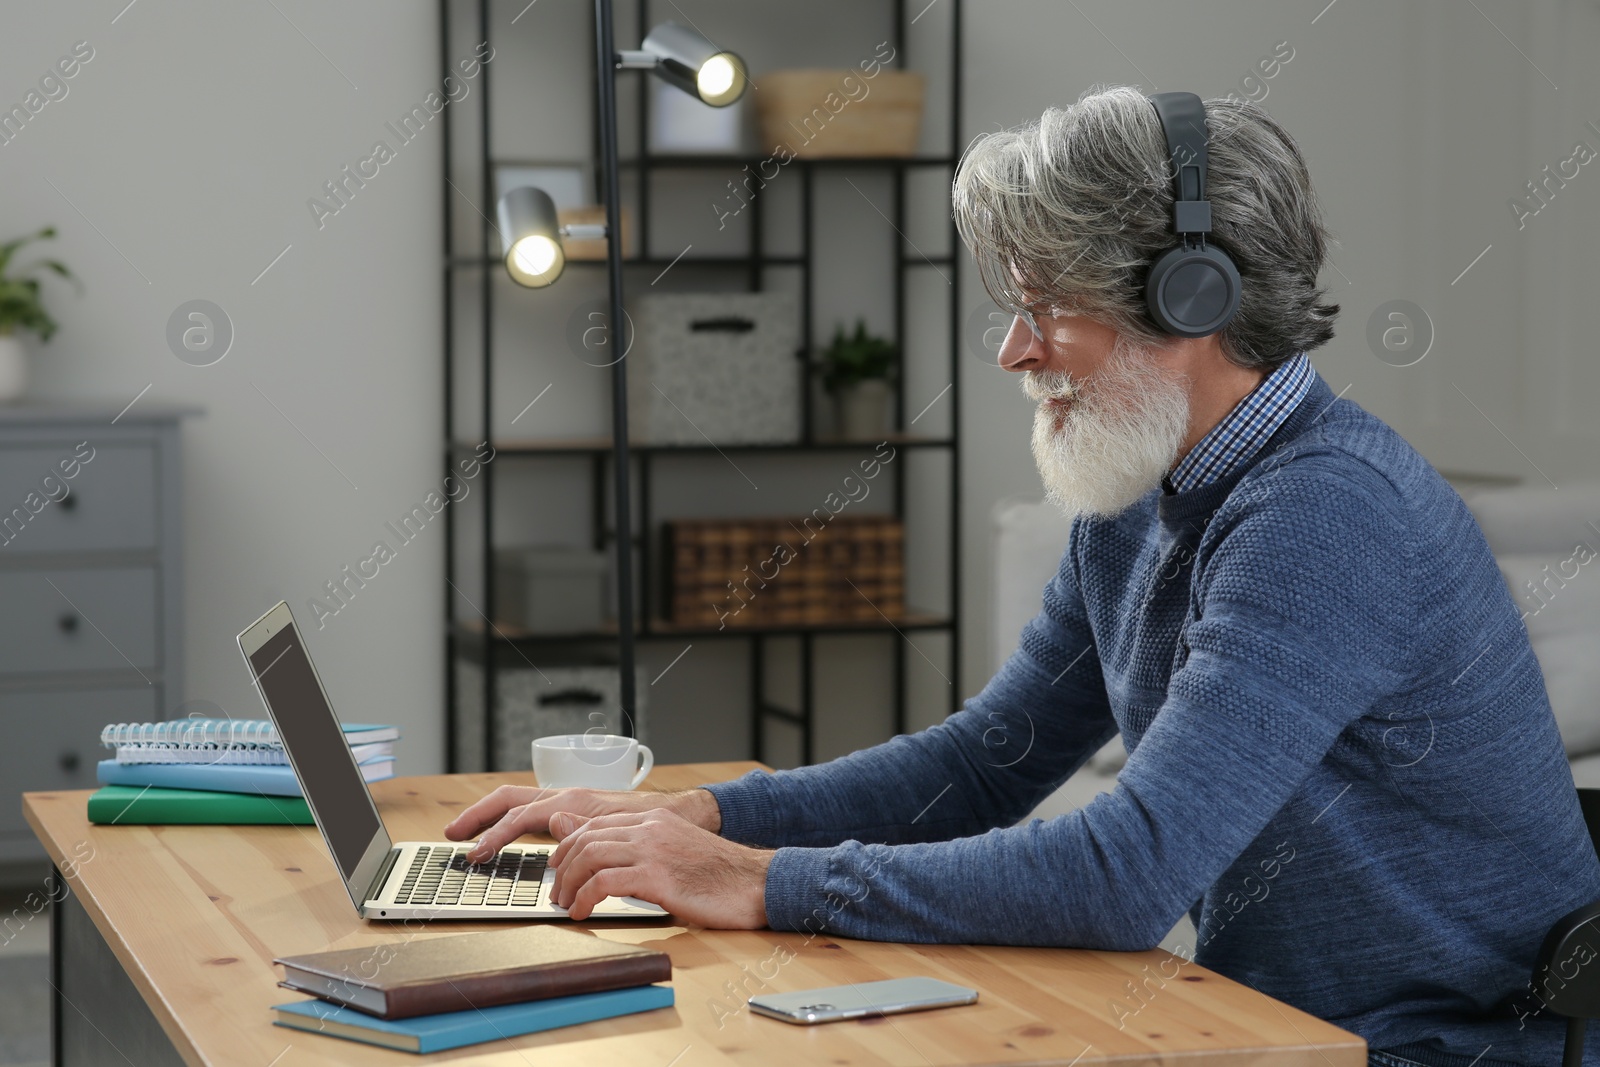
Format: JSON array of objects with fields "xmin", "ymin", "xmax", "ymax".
[{"xmin": 1023, "ymin": 335, "xmax": 1192, "ymax": 518}]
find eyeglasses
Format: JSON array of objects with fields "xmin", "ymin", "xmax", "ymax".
[{"xmin": 1009, "ymin": 301, "xmax": 1058, "ymax": 343}]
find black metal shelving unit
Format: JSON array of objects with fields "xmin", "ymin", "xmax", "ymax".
[{"xmin": 443, "ymin": 0, "xmax": 963, "ymax": 771}]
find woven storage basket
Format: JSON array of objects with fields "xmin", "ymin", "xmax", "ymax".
[{"xmin": 756, "ymin": 69, "xmax": 925, "ymax": 159}]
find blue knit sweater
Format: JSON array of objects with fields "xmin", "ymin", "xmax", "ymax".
[{"xmin": 704, "ymin": 373, "xmax": 1600, "ymax": 1066}]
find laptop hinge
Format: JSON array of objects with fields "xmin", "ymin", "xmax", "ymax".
[{"xmin": 367, "ymin": 847, "xmax": 402, "ymax": 902}]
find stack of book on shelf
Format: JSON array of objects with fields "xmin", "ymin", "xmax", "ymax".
[
  {"xmin": 271, "ymin": 925, "xmax": 674, "ymax": 1053},
  {"xmin": 666, "ymin": 513, "xmax": 905, "ymax": 629},
  {"xmin": 87, "ymin": 718, "xmax": 399, "ymax": 825}
]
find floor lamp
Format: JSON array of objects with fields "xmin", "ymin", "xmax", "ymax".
[{"xmin": 494, "ymin": 2, "xmax": 747, "ymax": 736}]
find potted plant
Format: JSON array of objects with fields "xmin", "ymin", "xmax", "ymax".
[
  {"xmin": 817, "ymin": 318, "xmax": 897, "ymax": 440},
  {"xmin": 0, "ymin": 226, "xmax": 76, "ymax": 402}
]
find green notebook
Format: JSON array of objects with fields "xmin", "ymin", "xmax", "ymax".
[{"xmin": 87, "ymin": 785, "xmax": 313, "ymax": 825}]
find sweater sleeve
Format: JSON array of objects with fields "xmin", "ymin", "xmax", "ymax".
[
  {"xmin": 703, "ymin": 524, "xmax": 1117, "ymax": 848},
  {"xmin": 758, "ymin": 459, "xmax": 1413, "ymax": 948}
]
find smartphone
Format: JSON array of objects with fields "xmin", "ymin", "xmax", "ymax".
[{"xmin": 748, "ymin": 976, "xmax": 978, "ymax": 1025}]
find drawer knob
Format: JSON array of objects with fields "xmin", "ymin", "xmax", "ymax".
[
  {"xmin": 60, "ymin": 493, "xmax": 78, "ymax": 512},
  {"xmin": 59, "ymin": 751, "xmax": 80, "ymax": 773},
  {"xmin": 58, "ymin": 613, "xmax": 79, "ymax": 634}
]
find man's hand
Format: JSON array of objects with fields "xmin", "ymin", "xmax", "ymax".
[
  {"xmin": 443, "ymin": 784, "xmax": 722, "ymax": 863},
  {"xmin": 546, "ymin": 807, "xmax": 772, "ymax": 927}
]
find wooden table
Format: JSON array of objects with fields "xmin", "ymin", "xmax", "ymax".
[{"xmin": 24, "ymin": 761, "xmax": 1365, "ymax": 1065}]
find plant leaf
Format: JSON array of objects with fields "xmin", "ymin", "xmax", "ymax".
[{"xmin": 0, "ymin": 228, "xmax": 72, "ymax": 338}]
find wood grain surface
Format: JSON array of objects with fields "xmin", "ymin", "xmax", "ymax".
[{"xmin": 23, "ymin": 761, "xmax": 1365, "ymax": 1066}]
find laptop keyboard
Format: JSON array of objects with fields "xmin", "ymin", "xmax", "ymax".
[{"xmin": 392, "ymin": 845, "xmax": 550, "ymax": 907}]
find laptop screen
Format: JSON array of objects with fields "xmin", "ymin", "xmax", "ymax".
[{"xmin": 244, "ymin": 616, "xmax": 387, "ymax": 881}]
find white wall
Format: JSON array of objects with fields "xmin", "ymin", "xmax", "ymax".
[
  {"xmin": 5, "ymin": 0, "xmax": 1591, "ymax": 774},
  {"xmin": 1, "ymin": 2, "xmax": 447, "ymax": 766}
]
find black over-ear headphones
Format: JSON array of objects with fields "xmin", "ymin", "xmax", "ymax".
[{"xmin": 1143, "ymin": 92, "xmax": 1242, "ymax": 338}]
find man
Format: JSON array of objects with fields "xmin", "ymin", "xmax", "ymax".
[{"xmin": 446, "ymin": 86, "xmax": 1600, "ymax": 1065}]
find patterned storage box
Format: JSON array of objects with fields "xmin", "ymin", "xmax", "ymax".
[
  {"xmin": 454, "ymin": 660, "xmax": 648, "ymax": 773},
  {"xmin": 628, "ymin": 291, "xmax": 801, "ymax": 445}
]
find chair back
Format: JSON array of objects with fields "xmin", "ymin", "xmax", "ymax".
[
  {"xmin": 1578, "ymin": 788, "xmax": 1600, "ymax": 859},
  {"xmin": 1525, "ymin": 788, "xmax": 1600, "ymax": 1066}
]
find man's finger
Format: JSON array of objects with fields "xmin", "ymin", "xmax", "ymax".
[
  {"xmin": 466, "ymin": 802, "xmax": 543, "ymax": 862},
  {"xmin": 550, "ymin": 811, "xmax": 583, "ymax": 840},
  {"xmin": 466, "ymin": 788, "xmax": 616, "ymax": 861},
  {"xmin": 499, "ymin": 792, "xmax": 596, "ymax": 842},
  {"xmin": 548, "ymin": 810, "xmax": 650, "ymax": 869},
  {"xmin": 568, "ymin": 866, "xmax": 651, "ymax": 922},
  {"xmin": 550, "ymin": 825, "xmax": 641, "ymax": 906},
  {"xmin": 444, "ymin": 784, "xmax": 538, "ymax": 839},
  {"xmin": 553, "ymin": 836, "xmax": 635, "ymax": 910},
  {"xmin": 442, "ymin": 801, "xmax": 504, "ymax": 840},
  {"xmin": 459, "ymin": 785, "xmax": 603, "ymax": 842},
  {"xmin": 544, "ymin": 812, "xmax": 585, "ymax": 903}
]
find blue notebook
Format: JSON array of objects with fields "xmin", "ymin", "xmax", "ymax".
[
  {"xmin": 95, "ymin": 755, "xmax": 393, "ymax": 797},
  {"xmin": 271, "ymin": 984, "xmax": 675, "ymax": 1053}
]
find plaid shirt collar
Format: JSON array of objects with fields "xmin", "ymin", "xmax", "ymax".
[{"xmin": 1163, "ymin": 352, "xmax": 1314, "ymax": 495}]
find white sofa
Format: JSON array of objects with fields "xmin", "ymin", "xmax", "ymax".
[
  {"xmin": 990, "ymin": 479, "xmax": 1600, "ymax": 823},
  {"xmin": 1457, "ymin": 481, "xmax": 1600, "ymax": 787},
  {"xmin": 990, "ymin": 497, "xmax": 1127, "ymax": 823}
]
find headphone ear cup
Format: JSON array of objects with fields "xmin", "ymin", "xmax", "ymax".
[{"xmin": 1145, "ymin": 244, "xmax": 1242, "ymax": 338}]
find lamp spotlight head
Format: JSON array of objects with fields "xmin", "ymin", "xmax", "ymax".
[
  {"xmin": 497, "ymin": 185, "xmax": 566, "ymax": 288},
  {"xmin": 642, "ymin": 21, "xmax": 747, "ymax": 107}
]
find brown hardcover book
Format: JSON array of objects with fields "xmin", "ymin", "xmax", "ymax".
[
  {"xmin": 799, "ymin": 519, "xmax": 830, "ymax": 623},
  {"xmin": 671, "ymin": 520, "xmax": 706, "ymax": 627},
  {"xmin": 768, "ymin": 519, "xmax": 802, "ymax": 625},
  {"xmin": 684, "ymin": 519, "xmax": 712, "ymax": 627},
  {"xmin": 828, "ymin": 521, "xmax": 860, "ymax": 620},
  {"xmin": 851, "ymin": 518, "xmax": 879, "ymax": 620},
  {"xmin": 273, "ymin": 925, "xmax": 672, "ymax": 1020},
  {"xmin": 697, "ymin": 522, "xmax": 724, "ymax": 628},
  {"xmin": 667, "ymin": 521, "xmax": 689, "ymax": 624},
  {"xmin": 727, "ymin": 522, "xmax": 761, "ymax": 624}
]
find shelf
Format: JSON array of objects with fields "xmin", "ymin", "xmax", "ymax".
[
  {"xmin": 455, "ymin": 611, "xmax": 952, "ymax": 644},
  {"xmin": 448, "ymin": 256, "xmax": 953, "ymax": 268},
  {"xmin": 455, "ymin": 433, "xmax": 953, "ymax": 457},
  {"xmin": 446, "ymin": 254, "xmax": 806, "ymax": 269},
  {"xmin": 442, "ymin": 0, "xmax": 966, "ymax": 770},
  {"xmin": 490, "ymin": 154, "xmax": 957, "ymax": 170}
]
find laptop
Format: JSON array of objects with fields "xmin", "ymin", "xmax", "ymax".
[{"xmin": 236, "ymin": 600, "xmax": 667, "ymax": 921}]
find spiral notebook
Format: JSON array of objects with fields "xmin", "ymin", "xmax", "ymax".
[{"xmin": 101, "ymin": 719, "xmax": 399, "ymax": 766}]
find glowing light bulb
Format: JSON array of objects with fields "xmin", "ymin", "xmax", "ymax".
[
  {"xmin": 697, "ymin": 55, "xmax": 735, "ymax": 100},
  {"xmin": 512, "ymin": 235, "xmax": 558, "ymax": 277}
]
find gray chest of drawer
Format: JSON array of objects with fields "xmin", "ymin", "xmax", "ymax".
[{"xmin": 0, "ymin": 404, "xmax": 194, "ymax": 866}]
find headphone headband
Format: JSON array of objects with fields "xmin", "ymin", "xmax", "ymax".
[
  {"xmin": 1141, "ymin": 91, "xmax": 1240, "ymax": 337},
  {"xmin": 1148, "ymin": 91, "xmax": 1212, "ymax": 238}
]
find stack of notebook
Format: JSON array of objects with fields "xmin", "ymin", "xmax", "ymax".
[
  {"xmin": 87, "ymin": 718, "xmax": 400, "ymax": 825},
  {"xmin": 271, "ymin": 925, "xmax": 674, "ymax": 1053}
]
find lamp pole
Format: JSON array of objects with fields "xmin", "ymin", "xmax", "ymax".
[{"xmin": 593, "ymin": 0, "xmax": 638, "ymax": 735}]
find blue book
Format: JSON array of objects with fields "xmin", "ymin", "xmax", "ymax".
[
  {"xmin": 95, "ymin": 755, "xmax": 393, "ymax": 797},
  {"xmin": 271, "ymin": 985, "xmax": 675, "ymax": 1053}
]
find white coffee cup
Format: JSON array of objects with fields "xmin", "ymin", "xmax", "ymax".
[{"xmin": 532, "ymin": 733, "xmax": 654, "ymax": 791}]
